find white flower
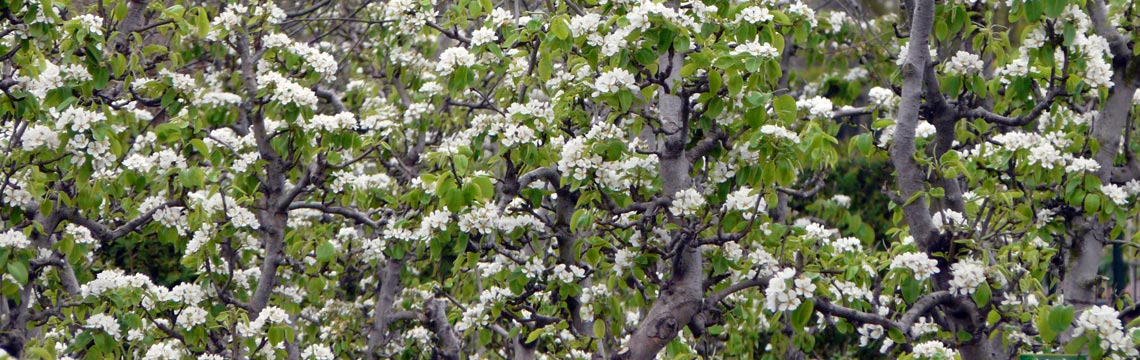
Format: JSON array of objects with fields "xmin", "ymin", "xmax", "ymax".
[
  {"xmin": 830, "ymin": 237, "xmax": 863, "ymax": 253},
  {"xmin": 794, "ymin": 276, "xmax": 816, "ymax": 298},
  {"xmin": 593, "ymin": 68, "xmax": 638, "ymax": 96},
  {"xmin": 869, "ymin": 87, "xmax": 898, "ymax": 108},
  {"xmin": 195, "ymin": 92, "xmax": 242, "ymax": 107},
  {"xmin": 786, "ymin": 1, "xmax": 817, "ymax": 27},
  {"xmin": 760, "ymin": 125, "xmax": 800, "ymax": 143},
  {"xmin": 722, "ymin": 241, "xmax": 744, "ymax": 262},
  {"xmin": 255, "ymin": 306, "xmax": 291, "ymax": 325},
  {"xmin": 798, "ymin": 96, "xmax": 833, "ymax": 118},
  {"xmin": 912, "ymin": 340, "xmax": 957, "ymax": 359},
  {"xmin": 911, "ymin": 317, "xmax": 940, "ymax": 337},
  {"xmin": 931, "ymin": 209, "xmax": 967, "ymax": 229},
  {"xmin": 85, "ymin": 313, "xmax": 121, "ymax": 339},
  {"xmin": 20, "ymin": 125, "xmax": 60, "ymax": 151},
  {"xmin": 436, "ymin": 47, "xmax": 477, "ymax": 74},
  {"xmin": 890, "ymin": 252, "xmax": 940, "ymax": 280},
  {"xmin": 302, "ymin": 344, "xmax": 334, "ymax": 359},
  {"xmin": 14, "ymin": 61, "xmax": 64, "ymax": 100},
  {"xmin": 143, "ymin": 340, "xmax": 184, "ymax": 360},
  {"xmin": 1066, "ymin": 157, "xmax": 1101, "ymax": 173},
  {"xmin": 56, "ymin": 107, "xmax": 106, "ymax": 133},
  {"xmin": 948, "ymin": 259, "xmax": 985, "ymax": 296},
  {"xmin": 857, "ymin": 323, "xmax": 884, "ymax": 347},
  {"xmin": 6, "ymin": 227, "xmax": 41, "ymax": 249},
  {"xmin": 470, "ymin": 27, "xmax": 497, "ymax": 46},
  {"xmin": 285, "ymin": 42, "xmax": 338, "ymax": 77},
  {"xmin": 614, "ymin": 248, "xmax": 635, "ymax": 275},
  {"xmin": 1083, "ymin": 58, "xmax": 1114, "ymax": 88},
  {"xmin": 262, "ymin": 32, "xmax": 292, "ymax": 48},
  {"xmin": 1101, "ymin": 184, "xmax": 1129, "ymax": 205},
  {"xmin": 177, "ymin": 306, "xmax": 208, "ymax": 328},
  {"xmin": 764, "ymin": 268, "xmax": 801, "ymax": 312},
  {"xmin": 944, "ymin": 51, "xmax": 983, "ymax": 75},
  {"xmin": 1073, "ymin": 306, "xmax": 1137, "ymax": 357},
  {"xmin": 997, "ymin": 55, "xmax": 1030, "ymax": 83},
  {"xmin": 552, "ymin": 263, "xmax": 586, "ymax": 283},
  {"xmin": 258, "ymin": 71, "xmax": 319, "ymax": 109},
  {"xmin": 723, "ymin": 187, "xmax": 765, "ymax": 219},
  {"xmin": 74, "ymin": 14, "xmax": 104, "ymax": 36},
  {"xmin": 1024, "ymin": 27, "xmax": 1046, "ymax": 49},
  {"xmin": 669, "ymin": 188, "xmax": 706, "ymax": 217},
  {"xmin": 825, "ymin": 11, "xmax": 847, "ymax": 33},
  {"xmin": 731, "ymin": 40, "xmax": 779, "ymax": 58},
  {"xmin": 569, "ymin": 14, "xmax": 602, "ymax": 37},
  {"xmin": 911, "ymin": 121, "xmax": 936, "ymax": 139},
  {"xmin": 897, "ymin": 43, "xmax": 938, "ymax": 66},
  {"xmin": 831, "ymin": 195, "xmax": 851, "ymax": 208},
  {"xmin": 737, "ymin": 6, "xmax": 773, "ymax": 23}
]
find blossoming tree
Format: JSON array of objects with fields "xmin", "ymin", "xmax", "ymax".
[{"xmin": 1, "ymin": 0, "xmax": 1139, "ymax": 359}]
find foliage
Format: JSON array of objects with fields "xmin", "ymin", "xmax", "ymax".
[{"xmin": 0, "ymin": 0, "xmax": 1139, "ymax": 359}]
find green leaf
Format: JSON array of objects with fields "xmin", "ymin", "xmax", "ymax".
[
  {"xmin": 708, "ymin": 70, "xmax": 722, "ymax": 94},
  {"xmin": 1037, "ymin": 306, "xmax": 1057, "ymax": 344},
  {"xmin": 972, "ymin": 282, "xmax": 991, "ymax": 307},
  {"xmin": 727, "ymin": 73, "xmax": 743, "ymax": 96},
  {"xmin": 195, "ymin": 8, "xmax": 210, "ymax": 38},
  {"xmin": 551, "ymin": 16, "xmax": 571, "ymax": 40},
  {"xmin": 316, "ymin": 241, "xmax": 335, "ymax": 262},
  {"xmin": 1025, "ymin": 0, "xmax": 1043, "ymax": 22},
  {"xmin": 1048, "ymin": 304, "xmax": 1074, "ymax": 334},
  {"xmin": 618, "ymin": 90, "xmax": 633, "ymax": 111},
  {"xmin": 570, "ymin": 209, "xmax": 591, "ymax": 233},
  {"xmin": 1084, "ymin": 194, "xmax": 1102, "ymax": 214},
  {"xmin": 1062, "ymin": 23, "xmax": 1076, "ymax": 47},
  {"xmin": 6, "ymin": 261, "xmax": 28, "ymax": 285},
  {"xmin": 269, "ymin": 325, "xmax": 285, "ymax": 344},
  {"xmin": 774, "ymin": 95, "xmax": 797, "ymax": 122},
  {"xmin": 673, "ymin": 35, "xmax": 690, "ymax": 53},
  {"xmin": 180, "ymin": 168, "xmax": 204, "ymax": 188},
  {"xmin": 956, "ymin": 330, "xmax": 972, "ymax": 342},
  {"xmin": 887, "ymin": 327, "xmax": 907, "ymax": 344},
  {"xmin": 526, "ymin": 328, "xmax": 544, "ymax": 343},
  {"xmin": 1044, "ymin": 0, "xmax": 1065, "ymax": 18},
  {"xmin": 901, "ymin": 277, "xmax": 920, "ymax": 304},
  {"xmin": 594, "ymin": 320, "xmax": 607, "ymax": 338},
  {"xmin": 792, "ymin": 300, "xmax": 814, "ymax": 328}
]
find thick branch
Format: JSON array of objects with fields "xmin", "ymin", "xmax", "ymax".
[{"xmin": 288, "ymin": 202, "xmax": 382, "ymax": 229}]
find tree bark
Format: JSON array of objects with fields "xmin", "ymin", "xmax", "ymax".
[
  {"xmin": 892, "ymin": 0, "xmax": 994, "ymax": 358},
  {"xmin": 616, "ymin": 26, "xmax": 704, "ymax": 358}
]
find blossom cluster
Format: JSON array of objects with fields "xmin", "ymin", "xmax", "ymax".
[
  {"xmin": 948, "ymin": 259, "xmax": 985, "ymax": 296},
  {"xmin": 889, "ymin": 252, "xmax": 940, "ymax": 280},
  {"xmin": 764, "ymin": 268, "xmax": 814, "ymax": 312},
  {"xmin": 1073, "ymin": 305, "xmax": 1139, "ymax": 359}
]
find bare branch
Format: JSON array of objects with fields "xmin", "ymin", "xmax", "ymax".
[{"xmin": 288, "ymin": 202, "xmax": 383, "ymax": 229}]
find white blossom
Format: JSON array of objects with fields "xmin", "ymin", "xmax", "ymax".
[
  {"xmin": 911, "ymin": 340, "xmax": 957, "ymax": 359},
  {"xmin": 736, "ymin": 6, "xmax": 773, "ymax": 24},
  {"xmin": 798, "ymin": 96, "xmax": 833, "ymax": 118},
  {"xmin": 943, "ymin": 51, "xmax": 983, "ymax": 75},
  {"xmin": 592, "ymin": 68, "xmax": 638, "ymax": 96},
  {"xmin": 760, "ymin": 125, "xmax": 800, "ymax": 143},
  {"xmin": 436, "ymin": 47, "xmax": 477, "ymax": 74},
  {"xmin": 890, "ymin": 252, "xmax": 940, "ymax": 280},
  {"xmin": 730, "ymin": 40, "xmax": 779, "ymax": 58},
  {"xmin": 470, "ymin": 27, "xmax": 498, "ymax": 46},
  {"xmin": 869, "ymin": 87, "xmax": 898, "ymax": 108},
  {"xmin": 948, "ymin": 259, "xmax": 985, "ymax": 296},
  {"xmin": 669, "ymin": 188, "xmax": 706, "ymax": 217},
  {"xmin": 1101, "ymin": 184, "xmax": 1129, "ymax": 205},
  {"xmin": 85, "ymin": 313, "xmax": 121, "ymax": 339}
]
